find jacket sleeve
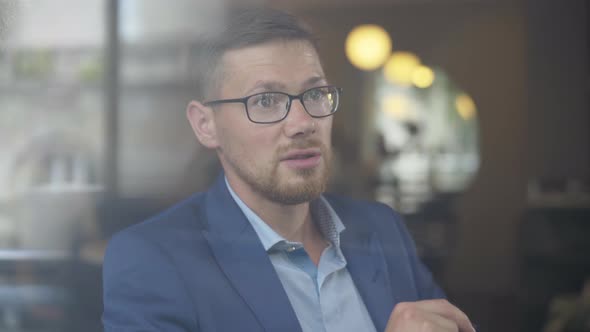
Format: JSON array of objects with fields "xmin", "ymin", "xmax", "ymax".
[
  {"xmin": 375, "ymin": 203, "xmax": 446, "ymax": 300},
  {"xmin": 391, "ymin": 208, "xmax": 446, "ymax": 300},
  {"xmin": 102, "ymin": 230, "xmax": 199, "ymax": 332}
]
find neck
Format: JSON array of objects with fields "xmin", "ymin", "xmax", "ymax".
[
  {"xmin": 226, "ymin": 174, "xmax": 329, "ymax": 265},
  {"xmin": 226, "ymin": 175, "xmax": 321, "ymax": 245},
  {"xmin": 258, "ymin": 200, "xmax": 312, "ymax": 243}
]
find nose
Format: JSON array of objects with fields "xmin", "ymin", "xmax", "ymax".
[{"xmin": 283, "ymin": 99, "xmax": 315, "ymax": 138}]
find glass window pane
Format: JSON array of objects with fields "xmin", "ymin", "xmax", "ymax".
[
  {"xmin": 0, "ymin": 1, "xmax": 105, "ymax": 330},
  {"xmin": 118, "ymin": 0, "xmax": 224, "ymax": 199}
]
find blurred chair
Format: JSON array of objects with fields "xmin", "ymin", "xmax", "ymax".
[{"xmin": 518, "ymin": 205, "xmax": 590, "ymax": 332}]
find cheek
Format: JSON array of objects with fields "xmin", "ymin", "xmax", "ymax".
[
  {"xmin": 318, "ymin": 121, "xmax": 333, "ymax": 143},
  {"xmin": 246, "ymin": 129, "xmax": 280, "ymax": 157},
  {"xmin": 218, "ymin": 121, "xmax": 278, "ymax": 158},
  {"xmin": 215, "ymin": 114, "xmax": 250, "ymax": 148}
]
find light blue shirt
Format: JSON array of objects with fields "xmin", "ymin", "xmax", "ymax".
[{"xmin": 225, "ymin": 179, "xmax": 377, "ymax": 332}]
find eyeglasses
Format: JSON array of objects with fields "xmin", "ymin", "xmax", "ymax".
[{"xmin": 203, "ymin": 85, "xmax": 342, "ymax": 124}]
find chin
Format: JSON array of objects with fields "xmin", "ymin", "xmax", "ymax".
[{"xmin": 272, "ymin": 175, "xmax": 327, "ymax": 204}]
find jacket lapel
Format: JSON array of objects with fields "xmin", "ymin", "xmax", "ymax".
[
  {"xmin": 202, "ymin": 176, "xmax": 301, "ymax": 332},
  {"xmin": 331, "ymin": 198, "xmax": 395, "ymax": 332}
]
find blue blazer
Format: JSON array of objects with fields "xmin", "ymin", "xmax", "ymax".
[{"xmin": 102, "ymin": 175, "xmax": 444, "ymax": 332}]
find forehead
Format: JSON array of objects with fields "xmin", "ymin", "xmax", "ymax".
[{"xmin": 218, "ymin": 40, "xmax": 326, "ymax": 94}]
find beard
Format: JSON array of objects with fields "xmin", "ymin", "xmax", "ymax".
[{"xmin": 221, "ymin": 139, "xmax": 332, "ymax": 205}]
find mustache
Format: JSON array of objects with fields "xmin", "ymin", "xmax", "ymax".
[{"xmin": 276, "ymin": 139, "xmax": 326, "ymax": 154}]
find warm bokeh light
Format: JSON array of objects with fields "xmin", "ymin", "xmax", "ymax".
[
  {"xmin": 411, "ymin": 65, "xmax": 435, "ymax": 88},
  {"xmin": 382, "ymin": 95, "xmax": 410, "ymax": 120},
  {"xmin": 383, "ymin": 51, "xmax": 421, "ymax": 85},
  {"xmin": 345, "ymin": 24, "xmax": 392, "ymax": 71},
  {"xmin": 455, "ymin": 93, "xmax": 477, "ymax": 120}
]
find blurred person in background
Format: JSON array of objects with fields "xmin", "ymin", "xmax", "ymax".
[{"xmin": 102, "ymin": 7, "xmax": 475, "ymax": 332}]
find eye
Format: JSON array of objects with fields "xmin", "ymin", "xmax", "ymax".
[
  {"xmin": 251, "ymin": 93, "xmax": 280, "ymax": 108},
  {"xmin": 306, "ymin": 88, "xmax": 325, "ymax": 101}
]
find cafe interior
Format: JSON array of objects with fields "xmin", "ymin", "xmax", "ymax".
[{"xmin": 0, "ymin": 0, "xmax": 588, "ymax": 331}]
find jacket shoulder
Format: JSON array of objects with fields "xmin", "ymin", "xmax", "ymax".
[
  {"xmin": 111, "ymin": 191, "xmax": 207, "ymax": 242},
  {"xmin": 322, "ymin": 193, "xmax": 404, "ymax": 228}
]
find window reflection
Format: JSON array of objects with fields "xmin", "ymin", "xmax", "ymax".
[
  {"xmin": 117, "ymin": 0, "xmax": 223, "ymax": 199},
  {"xmin": 373, "ymin": 69, "xmax": 480, "ymax": 214},
  {"xmin": 0, "ymin": 1, "xmax": 105, "ymax": 330}
]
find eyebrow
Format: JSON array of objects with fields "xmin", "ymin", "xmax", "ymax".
[
  {"xmin": 303, "ymin": 76, "xmax": 328, "ymax": 87},
  {"xmin": 248, "ymin": 76, "xmax": 328, "ymax": 94},
  {"xmin": 250, "ymin": 81, "xmax": 287, "ymax": 93}
]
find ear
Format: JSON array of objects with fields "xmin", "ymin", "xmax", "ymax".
[{"xmin": 186, "ymin": 100, "xmax": 220, "ymax": 149}]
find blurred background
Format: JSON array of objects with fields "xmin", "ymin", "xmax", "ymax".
[{"xmin": 0, "ymin": 0, "xmax": 588, "ymax": 331}]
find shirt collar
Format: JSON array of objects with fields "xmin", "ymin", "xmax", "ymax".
[{"xmin": 224, "ymin": 177, "xmax": 345, "ymax": 252}]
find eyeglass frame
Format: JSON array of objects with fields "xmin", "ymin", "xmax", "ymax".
[{"xmin": 202, "ymin": 85, "xmax": 343, "ymax": 124}]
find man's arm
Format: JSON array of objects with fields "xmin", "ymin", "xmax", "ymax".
[
  {"xmin": 380, "ymin": 204, "xmax": 445, "ymax": 299},
  {"xmin": 383, "ymin": 207, "xmax": 475, "ymax": 331},
  {"xmin": 102, "ymin": 230, "xmax": 198, "ymax": 332}
]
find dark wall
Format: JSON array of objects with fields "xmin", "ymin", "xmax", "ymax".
[{"xmin": 526, "ymin": 0, "xmax": 589, "ymax": 178}]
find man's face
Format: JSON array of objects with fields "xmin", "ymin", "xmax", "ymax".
[{"xmin": 208, "ymin": 40, "xmax": 333, "ymax": 205}]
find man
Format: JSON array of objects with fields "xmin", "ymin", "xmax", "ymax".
[{"xmin": 102, "ymin": 7, "xmax": 475, "ymax": 332}]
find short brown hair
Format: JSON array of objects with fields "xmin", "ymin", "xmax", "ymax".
[{"xmin": 192, "ymin": 7, "xmax": 318, "ymax": 101}]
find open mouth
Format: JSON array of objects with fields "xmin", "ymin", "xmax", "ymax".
[
  {"xmin": 281, "ymin": 149, "xmax": 322, "ymax": 169},
  {"xmin": 284, "ymin": 152, "xmax": 320, "ymax": 160}
]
